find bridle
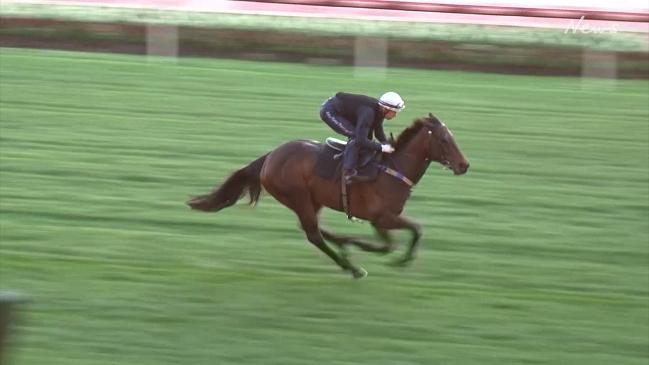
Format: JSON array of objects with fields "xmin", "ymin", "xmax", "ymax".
[{"xmin": 426, "ymin": 123, "xmax": 454, "ymax": 170}]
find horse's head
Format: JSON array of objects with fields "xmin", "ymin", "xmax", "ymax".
[{"xmin": 422, "ymin": 113, "xmax": 470, "ymax": 175}]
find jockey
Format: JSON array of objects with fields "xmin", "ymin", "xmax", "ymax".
[{"xmin": 319, "ymin": 91, "xmax": 405, "ymax": 182}]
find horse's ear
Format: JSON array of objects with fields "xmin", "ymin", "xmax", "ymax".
[{"xmin": 428, "ymin": 113, "xmax": 441, "ymax": 126}]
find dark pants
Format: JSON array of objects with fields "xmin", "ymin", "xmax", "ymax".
[{"xmin": 320, "ymin": 98, "xmax": 360, "ymax": 171}]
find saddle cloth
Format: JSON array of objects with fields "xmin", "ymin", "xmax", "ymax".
[{"xmin": 314, "ymin": 137, "xmax": 380, "ymax": 181}]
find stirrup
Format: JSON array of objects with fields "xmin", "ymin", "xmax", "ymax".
[
  {"xmin": 343, "ymin": 169, "xmax": 371, "ymax": 183},
  {"xmin": 342, "ymin": 169, "xmax": 356, "ymax": 182}
]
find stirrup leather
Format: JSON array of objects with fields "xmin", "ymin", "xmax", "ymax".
[{"xmin": 340, "ymin": 176, "xmax": 361, "ymax": 222}]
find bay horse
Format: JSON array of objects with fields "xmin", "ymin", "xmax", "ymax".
[{"xmin": 187, "ymin": 113, "xmax": 469, "ymax": 279}]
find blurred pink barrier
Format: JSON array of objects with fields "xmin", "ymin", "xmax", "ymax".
[
  {"xmin": 245, "ymin": 0, "xmax": 649, "ymax": 22},
  {"xmin": 9, "ymin": 0, "xmax": 649, "ymax": 31}
]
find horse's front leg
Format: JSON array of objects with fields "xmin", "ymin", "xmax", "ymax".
[
  {"xmin": 320, "ymin": 229, "xmax": 391, "ymax": 255},
  {"xmin": 373, "ymin": 213, "xmax": 422, "ymax": 266},
  {"xmin": 372, "ymin": 224, "xmax": 396, "ymax": 255}
]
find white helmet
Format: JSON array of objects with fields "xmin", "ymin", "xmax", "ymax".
[{"xmin": 378, "ymin": 92, "xmax": 405, "ymax": 112}]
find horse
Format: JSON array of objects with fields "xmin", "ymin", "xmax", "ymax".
[{"xmin": 187, "ymin": 113, "xmax": 469, "ymax": 279}]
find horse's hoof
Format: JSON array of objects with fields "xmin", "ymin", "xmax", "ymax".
[
  {"xmin": 388, "ymin": 257, "xmax": 413, "ymax": 268},
  {"xmin": 352, "ymin": 267, "xmax": 368, "ymax": 279}
]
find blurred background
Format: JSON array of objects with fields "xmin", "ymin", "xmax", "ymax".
[{"xmin": 0, "ymin": 1, "xmax": 647, "ymax": 364}]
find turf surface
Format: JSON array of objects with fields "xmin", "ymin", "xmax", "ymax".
[{"xmin": 0, "ymin": 48, "xmax": 648, "ymax": 365}]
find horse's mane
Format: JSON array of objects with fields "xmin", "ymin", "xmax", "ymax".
[{"xmin": 391, "ymin": 116, "xmax": 439, "ymax": 151}]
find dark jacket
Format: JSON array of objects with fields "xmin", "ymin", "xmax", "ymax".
[{"xmin": 332, "ymin": 92, "xmax": 387, "ymax": 151}]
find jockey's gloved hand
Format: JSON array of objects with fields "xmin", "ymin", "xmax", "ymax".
[{"xmin": 381, "ymin": 144, "xmax": 395, "ymax": 153}]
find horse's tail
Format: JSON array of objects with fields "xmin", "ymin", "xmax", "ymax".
[{"xmin": 187, "ymin": 153, "xmax": 269, "ymax": 212}]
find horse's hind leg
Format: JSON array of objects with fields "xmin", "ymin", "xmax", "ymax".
[{"xmin": 290, "ymin": 197, "xmax": 367, "ymax": 279}]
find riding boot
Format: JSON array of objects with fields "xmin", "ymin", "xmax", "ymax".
[{"xmin": 342, "ymin": 140, "xmax": 371, "ymax": 183}]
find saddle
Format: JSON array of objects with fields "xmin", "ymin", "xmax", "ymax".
[
  {"xmin": 314, "ymin": 137, "xmax": 381, "ymax": 182},
  {"xmin": 314, "ymin": 137, "xmax": 414, "ymax": 220},
  {"xmin": 314, "ymin": 138, "xmax": 383, "ymax": 220}
]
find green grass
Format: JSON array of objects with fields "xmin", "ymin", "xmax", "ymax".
[{"xmin": 0, "ymin": 48, "xmax": 647, "ymax": 365}]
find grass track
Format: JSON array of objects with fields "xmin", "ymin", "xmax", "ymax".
[{"xmin": 0, "ymin": 48, "xmax": 648, "ymax": 365}]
